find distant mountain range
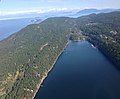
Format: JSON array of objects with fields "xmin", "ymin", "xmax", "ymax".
[
  {"xmin": 72, "ymin": 9, "xmax": 120, "ymax": 17},
  {"xmin": 0, "ymin": 8, "xmax": 120, "ymax": 20},
  {"xmin": 0, "ymin": 11, "xmax": 76, "ymax": 20}
]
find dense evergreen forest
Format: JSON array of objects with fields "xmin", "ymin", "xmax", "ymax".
[
  {"xmin": 0, "ymin": 11, "xmax": 120, "ymax": 99},
  {"xmin": 76, "ymin": 11, "xmax": 120, "ymax": 67}
]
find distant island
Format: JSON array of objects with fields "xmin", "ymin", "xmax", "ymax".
[
  {"xmin": 76, "ymin": 8, "xmax": 120, "ymax": 16},
  {"xmin": 0, "ymin": 11, "xmax": 120, "ymax": 99}
]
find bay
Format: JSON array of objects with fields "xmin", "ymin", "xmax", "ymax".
[{"xmin": 35, "ymin": 41, "xmax": 120, "ymax": 99}]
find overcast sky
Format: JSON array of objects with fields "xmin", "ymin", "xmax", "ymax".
[{"xmin": 0, "ymin": 0, "xmax": 120, "ymax": 15}]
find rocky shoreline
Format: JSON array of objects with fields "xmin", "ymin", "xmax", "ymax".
[{"xmin": 32, "ymin": 41, "xmax": 70, "ymax": 99}]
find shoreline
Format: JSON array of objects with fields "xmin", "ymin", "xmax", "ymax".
[
  {"xmin": 88, "ymin": 39, "xmax": 120, "ymax": 69},
  {"xmin": 32, "ymin": 41, "xmax": 70, "ymax": 99}
]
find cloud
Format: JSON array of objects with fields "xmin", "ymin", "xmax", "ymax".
[{"xmin": 0, "ymin": 7, "xmax": 75, "ymax": 16}]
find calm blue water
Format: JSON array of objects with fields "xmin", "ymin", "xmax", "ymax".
[
  {"xmin": 35, "ymin": 41, "xmax": 120, "ymax": 99},
  {"xmin": 0, "ymin": 18, "xmax": 37, "ymax": 41}
]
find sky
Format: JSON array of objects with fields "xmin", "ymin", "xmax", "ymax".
[{"xmin": 0, "ymin": 0, "xmax": 120, "ymax": 16}]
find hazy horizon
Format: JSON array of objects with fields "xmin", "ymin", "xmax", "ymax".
[{"xmin": 0, "ymin": 0, "xmax": 120, "ymax": 16}]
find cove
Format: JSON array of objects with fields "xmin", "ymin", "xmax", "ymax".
[{"xmin": 35, "ymin": 41, "xmax": 120, "ymax": 99}]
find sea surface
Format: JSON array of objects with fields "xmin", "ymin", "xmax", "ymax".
[
  {"xmin": 35, "ymin": 41, "xmax": 120, "ymax": 99},
  {"xmin": 0, "ymin": 18, "xmax": 40, "ymax": 41}
]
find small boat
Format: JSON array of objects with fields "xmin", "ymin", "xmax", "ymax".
[{"xmin": 91, "ymin": 44, "xmax": 96, "ymax": 49}]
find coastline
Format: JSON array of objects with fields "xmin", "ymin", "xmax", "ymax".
[
  {"xmin": 88, "ymin": 39, "xmax": 120, "ymax": 70},
  {"xmin": 32, "ymin": 41, "xmax": 70, "ymax": 99}
]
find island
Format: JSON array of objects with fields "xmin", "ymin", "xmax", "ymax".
[{"xmin": 0, "ymin": 11, "xmax": 120, "ymax": 99}]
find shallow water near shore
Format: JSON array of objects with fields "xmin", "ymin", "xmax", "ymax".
[{"xmin": 35, "ymin": 41, "xmax": 120, "ymax": 99}]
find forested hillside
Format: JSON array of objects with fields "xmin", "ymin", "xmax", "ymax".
[
  {"xmin": 0, "ymin": 11, "xmax": 120, "ymax": 99},
  {"xmin": 76, "ymin": 11, "xmax": 120, "ymax": 67},
  {"xmin": 0, "ymin": 17, "xmax": 77, "ymax": 98}
]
